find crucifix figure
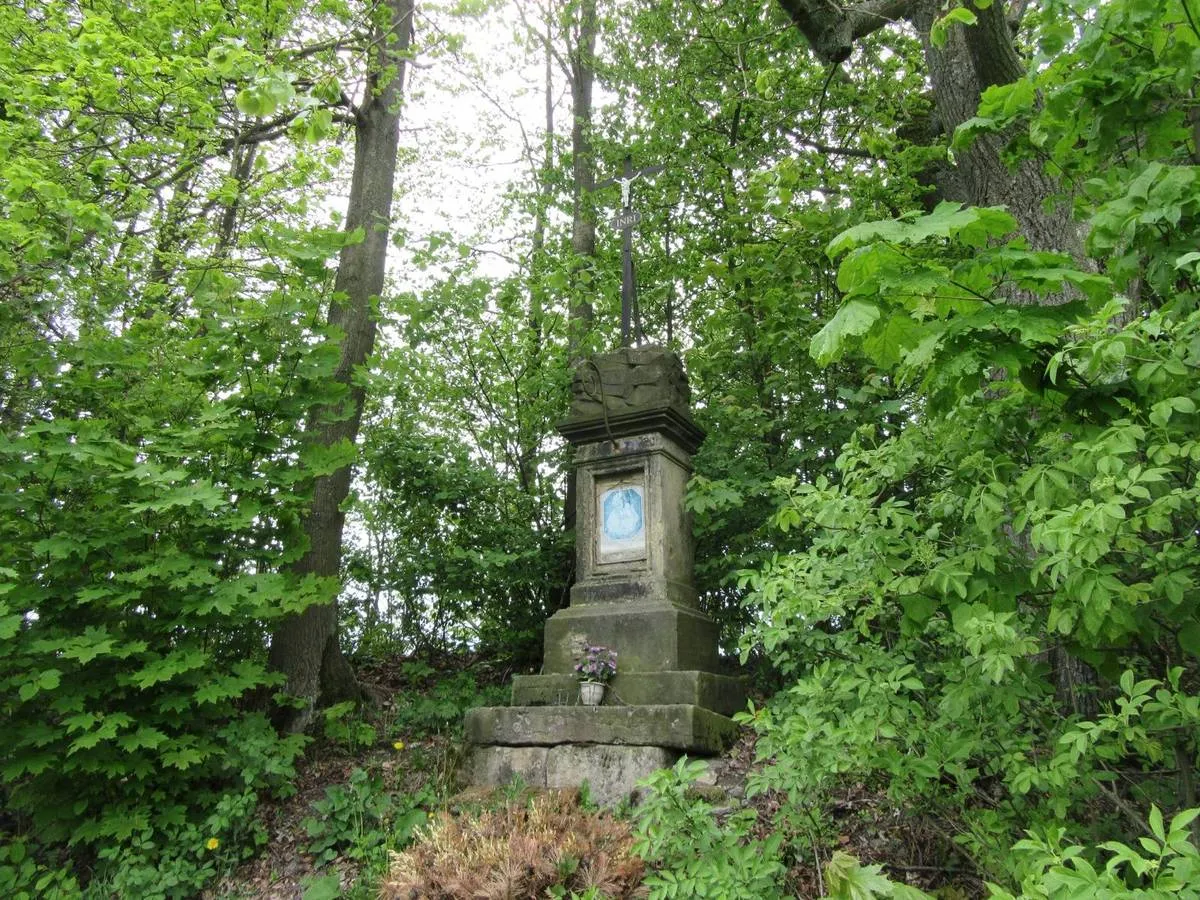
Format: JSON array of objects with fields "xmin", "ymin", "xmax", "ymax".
[{"xmin": 597, "ymin": 155, "xmax": 663, "ymax": 347}]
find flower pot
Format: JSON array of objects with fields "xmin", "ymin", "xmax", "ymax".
[{"xmin": 579, "ymin": 681, "xmax": 605, "ymax": 706}]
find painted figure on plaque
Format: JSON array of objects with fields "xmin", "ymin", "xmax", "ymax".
[{"xmin": 600, "ymin": 485, "xmax": 645, "ymax": 556}]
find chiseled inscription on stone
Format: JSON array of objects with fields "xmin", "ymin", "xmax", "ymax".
[{"xmin": 598, "ymin": 482, "xmax": 645, "ymax": 560}]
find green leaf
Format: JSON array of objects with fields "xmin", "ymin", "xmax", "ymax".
[
  {"xmin": 931, "ymin": 7, "xmax": 978, "ymax": 48},
  {"xmin": 811, "ymin": 300, "xmax": 881, "ymax": 364},
  {"xmin": 1149, "ymin": 805, "xmax": 1165, "ymax": 842},
  {"xmin": 1179, "ymin": 621, "xmax": 1200, "ymax": 659},
  {"xmin": 301, "ymin": 874, "xmax": 342, "ymax": 900}
]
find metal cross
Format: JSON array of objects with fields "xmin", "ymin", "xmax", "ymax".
[{"xmin": 597, "ymin": 155, "xmax": 663, "ymax": 347}]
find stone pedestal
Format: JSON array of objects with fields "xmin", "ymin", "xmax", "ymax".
[{"xmin": 465, "ymin": 348, "xmax": 744, "ymax": 805}]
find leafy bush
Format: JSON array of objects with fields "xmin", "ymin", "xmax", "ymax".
[
  {"xmin": 992, "ymin": 807, "xmax": 1200, "ymax": 899},
  {"xmin": 824, "ymin": 851, "xmax": 932, "ymax": 900},
  {"xmin": 381, "ymin": 789, "xmax": 645, "ymax": 898},
  {"xmin": 302, "ymin": 768, "xmax": 428, "ymax": 868},
  {"xmin": 321, "ymin": 701, "xmax": 379, "ymax": 753},
  {"xmin": 387, "ymin": 670, "xmax": 509, "ymax": 739},
  {"xmin": 736, "ymin": 0, "xmax": 1200, "ymax": 889},
  {"xmin": 0, "ymin": 839, "xmax": 79, "ymax": 900},
  {"xmin": 633, "ymin": 758, "xmax": 786, "ymax": 899}
]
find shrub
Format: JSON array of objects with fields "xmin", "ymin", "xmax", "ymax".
[
  {"xmin": 387, "ymin": 670, "xmax": 509, "ymax": 739},
  {"xmin": 301, "ymin": 768, "xmax": 427, "ymax": 868},
  {"xmin": 380, "ymin": 789, "xmax": 645, "ymax": 899},
  {"xmin": 633, "ymin": 758, "xmax": 786, "ymax": 900}
]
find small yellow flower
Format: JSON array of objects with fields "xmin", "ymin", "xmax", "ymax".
[
  {"xmin": 205, "ymin": 837, "xmax": 220, "ymax": 851},
  {"xmin": 392, "ymin": 740, "xmax": 405, "ymax": 751}
]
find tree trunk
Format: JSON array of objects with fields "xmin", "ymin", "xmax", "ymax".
[
  {"xmin": 776, "ymin": 0, "xmax": 1082, "ymax": 257},
  {"xmin": 567, "ymin": 0, "xmax": 598, "ymax": 348},
  {"xmin": 908, "ymin": 0, "xmax": 1080, "ymax": 258},
  {"xmin": 268, "ymin": 0, "xmax": 414, "ymax": 734},
  {"xmin": 563, "ymin": 0, "xmax": 599, "ymax": 534}
]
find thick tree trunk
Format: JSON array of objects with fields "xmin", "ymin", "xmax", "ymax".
[
  {"xmin": 908, "ymin": 0, "xmax": 1080, "ymax": 258},
  {"xmin": 777, "ymin": 0, "xmax": 1082, "ymax": 257},
  {"xmin": 269, "ymin": 0, "xmax": 413, "ymax": 734}
]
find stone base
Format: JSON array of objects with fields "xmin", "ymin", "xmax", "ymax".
[
  {"xmin": 468, "ymin": 744, "xmax": 679, "ymax": 807},
  {"xmin": 511, "ymin": 671, "xmax": 747, "ymax": 717},
  {"xmin": 568, "ymin": 574, "xmax": 698, "ymax": 608},
  {"xmin": 542, "ymin": 601, "xmax": 720, "ymax": 674},
  {"xmin": 465, "ymin": 704, "xmax": 738, "ymax": 755}
]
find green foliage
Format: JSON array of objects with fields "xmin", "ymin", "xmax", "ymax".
[
  {"xmin": 386, "ymin": 669, "xmax": 509, "ymax": 739},
  {"xmin": 302, "ymin": 768, "xmax": 428, "ymax": 868},
  {"xmin": 322, "ymin": 701, "xmax": 379, "ymax": 753},
  {"xmin": 0, "ymin": 839, "xmax": 79, "ymax": 900},
  {"xmin": 991, "ymin": 807, "xmax": 1200, "ymax": 899},
  {"xmin": 0, "ymin": 0, "xmax": 372, "ymax": 891},
  {"xmin": 825, "ymin": 851, "xmax": 932, "ymax": 900},
  {"xmin": 633, "ymin": 758, "xmax": 787, "ymax": 899},
  {"xmin": 347, "ymin": 270, "xmax": 575, "ymax": 664},
  {"xmin": 735, "ymin": 0, "xmax": 1200, "ymax": 890}
]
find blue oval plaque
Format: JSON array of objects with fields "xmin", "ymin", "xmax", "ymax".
[{"xmin": 602, "ymin": 487, "xmax": 644, "ymax": 542}]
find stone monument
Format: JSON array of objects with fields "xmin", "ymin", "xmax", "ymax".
[{"xmin": 464, "ymin": 347, "xmax": 745, "ymax": 805}]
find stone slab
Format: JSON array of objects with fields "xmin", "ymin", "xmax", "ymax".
[
  {"xmin": 467, "ymin": 745, "xmax": 548, "ymax": 790},
  {"xmin": 511, "ymin": 671, "xmax": 747, "ymax": 717},
  {"xmin": 466, "ymin": 744, "xmax": 679, "ymax": 807},
  {"xmin": 465, "ymin": 704, "xmax": 738, "ymax": 755},
  {"xmin": 568, "ymin": 575, "xmax": 698, "ymax": 609},
  {"xmin": 546, "ymin": 745, "xmax": 678, "ymax": 807},
  {"xmin": 542, "ymin": 601, "xmax": 719, "ymax": 674}
]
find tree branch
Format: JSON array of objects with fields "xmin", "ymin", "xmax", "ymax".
[{"xmin": 775, "ymin": 0, "xmax": 915, "ymax": 64}]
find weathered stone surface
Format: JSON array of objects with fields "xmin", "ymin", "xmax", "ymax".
[
  {"xmin": 467, "ymin": 745, "xmax": 548, "ymax": 789},
  {"xmin": 465, "ymin": 704, "xmax": 738, "ymax": 755},
  {"xmin": 511, "ymin": 671, "xmax": 747, "ymax": 716},
  {"xmin": 560, "ymin": 348, "xmax": 702, "ymax": 453},
  {"xmin": 545, "ymin": 745, "xmax": 678, "ymax": 807},
  {"xmin": 462, "ymin": 349, "xmax": 743, "ymax": 804},
  {"xmin": 542, "ymin": 601, "xmax": 720, "ymax": 674},
  {"xmin": 567, "ymin": 430, "xmax": 699, "ymax": 609},
  {"xmin": 465, "ymin": 744, "xmax": 679, "ymax": 808}
]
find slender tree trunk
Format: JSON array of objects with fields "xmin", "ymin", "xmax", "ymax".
[
  {"xmin": 567, "ymin": 0, "xmax": 598, "ymax": 349},
  {"xmin": 268, "ymin": 0, "xmax": 414, "ymax": 734},
  {"xmin": 562, "ymin": 0, "xmax": 598, "ymax": 536},
  {"xmin": 215, "ymin": 138, "xmax": 258, "ymax": 259}
]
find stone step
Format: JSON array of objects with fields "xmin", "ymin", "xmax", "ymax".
[
  {"xmin": 510, "ymin": 671, "xmax": 747, "ymax": 717},
  {"xmin": 465, "ymin": 703, "xmax": 739, "ymax": 755},
  {"xmin": 467, "ymin": 744, "xmax": 679, "ymax": 807}
]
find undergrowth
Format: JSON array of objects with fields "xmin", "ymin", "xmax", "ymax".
[{"xmin": 380, "ymin": 788, "xmax": 645, "ymax": 899}]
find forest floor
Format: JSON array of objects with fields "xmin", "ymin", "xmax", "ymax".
[{"xmin": 206, "ymin": 655, "xmax": 976, "ymax": 899}]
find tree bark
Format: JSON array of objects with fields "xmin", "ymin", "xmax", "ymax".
[
  {"xmin": 567, "ymin": 0, "xmax": 598, "ymax": 348},
  {"xmin": 268, "ymin": 0, "xmax": 414, "ymax": 734},
  {"xmin": 776, "ymin": 0, "xmax": 1082, "ymax": 257},
  {"xmin": 562, "ymin": 0, "xmax": 599, "ymax": 535}
]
